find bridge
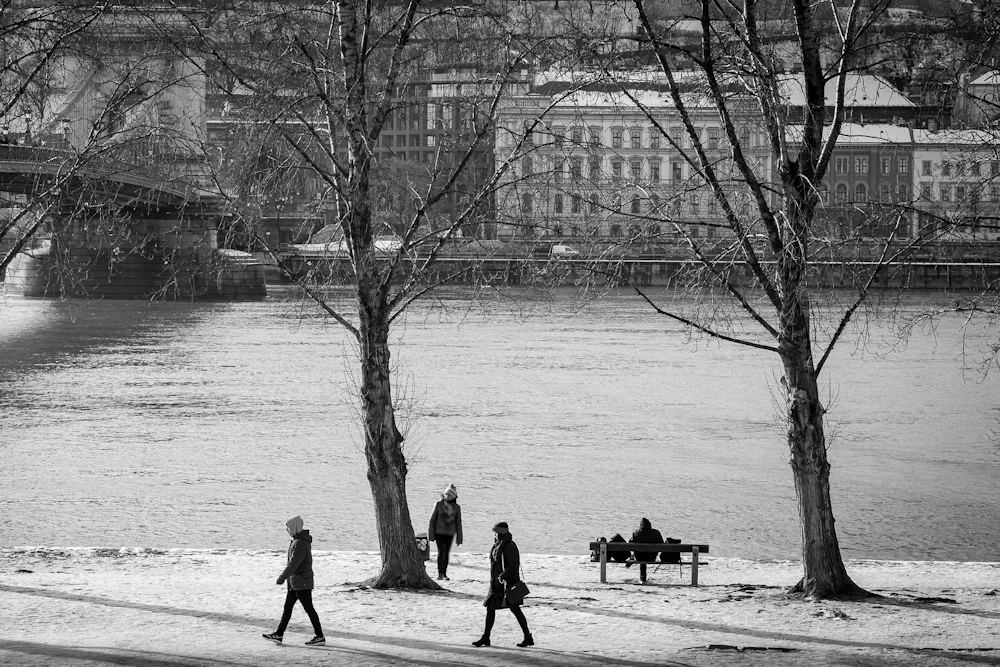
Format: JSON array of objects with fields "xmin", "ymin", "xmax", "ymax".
[{"xmin": 0, "ymin": 144, "xmax": 265, "ymax": 299}]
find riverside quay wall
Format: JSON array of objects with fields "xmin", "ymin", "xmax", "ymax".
[{"xmin": 276, "ymin": 250, "xmax": 1000, "ymax": 291}]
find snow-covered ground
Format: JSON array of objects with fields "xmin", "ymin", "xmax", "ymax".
[{"xmin": 2, "ymin": 548, "xmax": 998, "ymax": 666}]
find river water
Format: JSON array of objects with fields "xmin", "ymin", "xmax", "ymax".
[{"xmin": 1, "ymin": 287, "xmax": 998, "ymax": 561}]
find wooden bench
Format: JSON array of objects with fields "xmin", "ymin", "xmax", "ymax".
[{"xmin": 588, "ymin": 541, "xmax": 710, "ymax": 586}]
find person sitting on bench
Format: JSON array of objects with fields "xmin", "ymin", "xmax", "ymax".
[{"xmin": 629, "ymin": 518, "xmax": 663, "ymax": 583}]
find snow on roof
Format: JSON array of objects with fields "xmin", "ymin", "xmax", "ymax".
[
  {"xmin": 777, "ymin": 73, "xmax": 915, "ymax": 108},
  {"xmin": 912, "ymin": 127, "xmax": 1000, "ymax": 145},
  {"xmin": 970, "ymin": 71, "xmax": 1000, "ymax": 86},
  {"xmin": 784, "ymin": 123, "xmax": 914, "ymax": 145}
]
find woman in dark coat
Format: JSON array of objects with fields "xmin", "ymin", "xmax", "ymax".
[
  {"xmin": 427, "ymin": 483, "xmax": 463, "ymax": 580},
  {"xmin": 472, "ymin": 521, "xmax": 533, "ymax": 648},
  {"xmin": 263, "ymin": 516, "xmax": 325, "ymax": 646}
]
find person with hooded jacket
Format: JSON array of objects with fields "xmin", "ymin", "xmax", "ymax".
[
  {"xmin": 629, "ymin": 517, "xmax": 664, "ymax": 583},
  {"xmin": 263, "ymin": 516, "xmax": 325, "ymax": 646},
  {"xmin": 472, "ymin": 521, "xmax": 533, "ymax": 648},
  {"xmin": 427, "ymin": 483, "xmax": 463, "ymax": 580}
]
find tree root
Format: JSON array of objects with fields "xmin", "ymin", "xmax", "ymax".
[
  {"xmin": 788, "ymin": 577, "xmax": 874, "ymax": 600},
  {"xmin": 364, "ymin": 570, "xmax": 442, "ymax": 590}
]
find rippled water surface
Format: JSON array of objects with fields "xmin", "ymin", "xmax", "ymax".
[{"xmin": 1, "ymin": 287, "xmax": 998, "ymax": 560}]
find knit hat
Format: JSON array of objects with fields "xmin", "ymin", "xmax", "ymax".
[
  {"xmin": 639, "ymin": 517, "xmax": 651, "ymax": 529},
  {"xmin": 443, "ymin": 483, "xmax": 457, "ymax": 499},
  {"xmin": 492, "ymin": 521, "xmax": 509, "ymax": 534}
]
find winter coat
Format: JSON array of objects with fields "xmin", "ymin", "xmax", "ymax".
[
  {"xmin": 630, "ymin": 525, "xmax": 664, "ymax": 563},
  {"xmin": 280, "ymin": 530, "xmax": 315, "ymax": 590},
  {"xmin": 483, "ymin": 533, "xmax": 521, "ymax": 608},
  {"xmin": 427, "ymin": 498, "xmax": 463, "ymax": 544}
]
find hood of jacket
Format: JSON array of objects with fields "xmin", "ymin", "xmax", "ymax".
[
  {"xmin": 286, "ymin": 515, "xmax": 304, "ymax": 535},
  {"xmin": 292, "ymin": 529, "xmax": 313, "ymax": 543}
]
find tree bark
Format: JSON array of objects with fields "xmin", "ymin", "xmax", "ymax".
[
  {"xmin": 779, "ymin": 305, "xmax": 866, "ymax": 599},
  {"xmin": 358, "ymin": 305, "xmax": 435, "ymax": 588}
]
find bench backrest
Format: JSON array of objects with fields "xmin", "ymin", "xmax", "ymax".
[{"xmin": 589, "ymin": 542, "xmax": 709, "ymax": 553}]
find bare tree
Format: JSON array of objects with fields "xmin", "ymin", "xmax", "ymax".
[{"xmin": 173, "ymin": 0, "xmax": 563, "ymax": 588}]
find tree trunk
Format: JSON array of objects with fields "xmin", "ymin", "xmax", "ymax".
[
  {"xmin": 358, "ymin": 301, "xmax": 438, "ymax": 589},
  {"xmin": 780, "ymin": 312, "xmax": 866, "ymax": 599}
]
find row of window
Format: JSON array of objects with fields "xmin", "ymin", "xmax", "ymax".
[
  {"xmin": 523, "ymin": 155, "xmax": 767, "ymax": 183},
  {"xmin": 919, "ymin": 159, "xmax": 1000, "ymax": 178},
  {"xmin": 520, "ymin": 192, "xmax": 726, "ymax": 216},
  {"xmin": 917, "ymin": 182, "xmax": 1000, "ymax": 203},
  {"xmin": 834, "ymin": 155, "xmax": 910, "ymax": 175},
  {"xmin": 533, "ymin": 123, "xmax": 764, "ymax": 151}
]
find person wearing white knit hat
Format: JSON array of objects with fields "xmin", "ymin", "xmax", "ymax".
[{"xmin": 427, "ymin": 483, "xmax": 463, "ymax": 580}]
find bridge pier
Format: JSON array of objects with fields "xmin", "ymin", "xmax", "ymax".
[{"xmin": 5, "ymin": 210, "xmax": 266, "ymax": 300}]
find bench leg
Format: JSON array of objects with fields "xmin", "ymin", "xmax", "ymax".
[
  {"xmin": 600, "ymin": 542, "xmax": 607, "ymax": 584},
  {"xmin": 691, "ymin": 546, "xmax": 699, "ymax": 586}
]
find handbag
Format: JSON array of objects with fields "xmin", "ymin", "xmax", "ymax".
[{"xmin": 505, "ymin": 580, "xmax": 530, "ymax": 605}]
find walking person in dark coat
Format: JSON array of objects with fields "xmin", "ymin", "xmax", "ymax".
[
  {"xmin": 427, "ymin": 483, "xmax": 463, "ymax": 580},
  {"xmin": 630, "ymin": 517, "xmax": 664, "ymax": 583},
  {"xmin": 263, "ymin": 516, "xmax": 325, "ymax": 646},
  {"xmin": 472, "ymin": 521, "xmax": 533, "ymax": 648}
]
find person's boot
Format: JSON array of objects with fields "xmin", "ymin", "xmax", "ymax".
[
  {"xmin": 472, "ymin": 636, "xmax": 490, "ymax": 647},
  {"xmin": 517, "ymin": 633, "xmax": 534, "ymax": 648}
]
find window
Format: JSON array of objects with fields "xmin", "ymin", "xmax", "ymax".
[
  {"xmin": 554, "ymin": 158, "xmax": 564, "ymax": 182},
  {"xmin": 708, "ymin": 128, "xmax": 720, "ymax": 150},
  {"xmin": 650, "ymin": 161, "xmax": 661, "ymax": 183},
  {"xmin": 630, "ymin": 159, "xmax": 641, "ymax": 181},
  {"xmin": 881, "ymin": 157, "xmax": 890, "ymax": 174},
  {"xmin": 671, "ymin": 161, "xmax": 683, "ymax": 182},
  {"xmin": 897, "ymin": 184, "xmax": 908, "ymax": 202},
  {"xmin": 956, "ymin": 162, "xmax": 965, "ymax": 177},
  {"xmin": 649, "ymin": 131, "xmax": 660, "ymax": 150},
  {"xmin": 899, "ymin": 159, "xmax": 909, "ymax": 174},
  {"xmin": 972, "ymin": 163, "xmax": 982, "ymax": 177},
  {"xmin": 611, "ymin": 159, "xmax": 622, "ymax": 180},
  {"xmin": 836, "ymin": 157, "xmax": 849, "ymax": 174},
  {"xmin": 612, "ymin": 128, "xmax": 623, "ymax": 149},
  {"xmin": 553, "ymin": 126, "xmax": 564, "ymax": 149},
  {"xmin": 940, "ymin": 184, "xmax": 951, "ymax": 202},
  {"xmin": 707, "ymin": 196, "xmax": 718, "ymax": 212},
  {"xmin": 589, "ymin": 126, "xmax": 601, "ymax": 147},
  {"xmin": 992, "ymin": 161, "xmax": 1000, "ymax": 176},
  {"xmin": 631, "ymin": 196, "xmax": 641, "ymax": 214},
  {"xmin": 919, "ymin": 182, "xmax": 932, "ymax": 200},
  {"xmin": 589, "ymin": 193, "xmax": 599, "ymax": 213},
  {"xmin": 589, "ymin": 158, "xmax": 600, "ymax": 180},
  {"xmin": 630, "ymin": 129, "xmax": 641, "ymax": 149},
  {"xmin": 880, "ymin": 183, "xmax": 892, "ymax": 202},
  {"xmin": 571, "ymin": 127, "xmax": 583, "ymax": 144},
  {"xmin": 922, "ymin": 160, "xmax": 932, "ymax": 176},
  {"xmin": 956, "ymin": 185, "xmax": 966, "ymax": 202},
  {"xmin": 554, "ymin": 194, "xmax": 563, "ymax": 214},
  {"xmin": 835, "ymin": 183, "xmax": 848, "ymax": 203},
  {"xmin": 611, "ymin": 223, "xmax": 623, "ymax": 237},
  {"xmin": 671, "ymin": 126, "xmax": 683, "ymax": 146},
  {"xmin": 991, "ymin": 186, "xmax": 1000, "ymax": 202},
  {"xmin": 521, "ymin": 193, "xmax": 533, "ymax": 213},
  {"xmin": 572, "ymin": 194, "xmax": 581, "ymax": 214},
  {"xmin": 522, "ymin": 156, "xmax": 533, "ymax": 176},
  {"xmin": 650, "ymin": 194, "xmax": 661, "ymax": 211},
  {"xmin": 570, "ymin": 157, "xmax": 582, "ymax": 179},
  {"xmin": 855, "ymin": 183, "xmax": 867, "ymax": 201},
  {"xmin": 739, "ymin": 125, "xmax": 751, "ymax": 147},
  {"xmin": 855, "ymin": 156, "xmax": 868, "ymax": 174},
  {"xmin": 690, "ymin": 194, "xmax": 700, "ymax": 213},
  {"xmin": 942, "ymin": 161, "xmax": 951, "ymax": 176}
]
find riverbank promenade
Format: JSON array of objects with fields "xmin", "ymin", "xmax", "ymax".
[{"xmin": 2, "ymin": 548, "xmax": 997, "ymax": 666}]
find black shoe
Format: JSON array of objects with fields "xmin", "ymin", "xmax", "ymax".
[
  {"xmin": 262, "ymin": 632, "xmax": 283, "ymax": 644},
  {"xmin": 517, "ymin": 633, "xmax": 534, "ymax": 648},
  {"xmin": 472, "ymin": 636, "xmax": 490, "ymax": 647},
  {"xmin": 305, "ymin": 636, "xmax": 325, "ymax": 646}
]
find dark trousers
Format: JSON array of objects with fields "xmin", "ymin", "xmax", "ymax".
[
  {"xmin": 483, "ymin": 600, "xmax": 530, "ymax": 638},
  {"xmin": 276, "ymin": 588, "xmax": 323, "ymax": 637},
  {"xmin": 435, "ymin": 535, "xmax": 453, "ymax": 576}
]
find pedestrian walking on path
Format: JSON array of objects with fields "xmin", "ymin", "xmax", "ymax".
[
  {"xmin": 472, "ymin": 521, "xmax": 533, "ymax": 648},
  {"xmin": 427, "ymin": 483, "xmax": 463, "ymax": 580},
  {"xmin": 263, "ymin": 515, "xmax": 325, "ymax": 646}
]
